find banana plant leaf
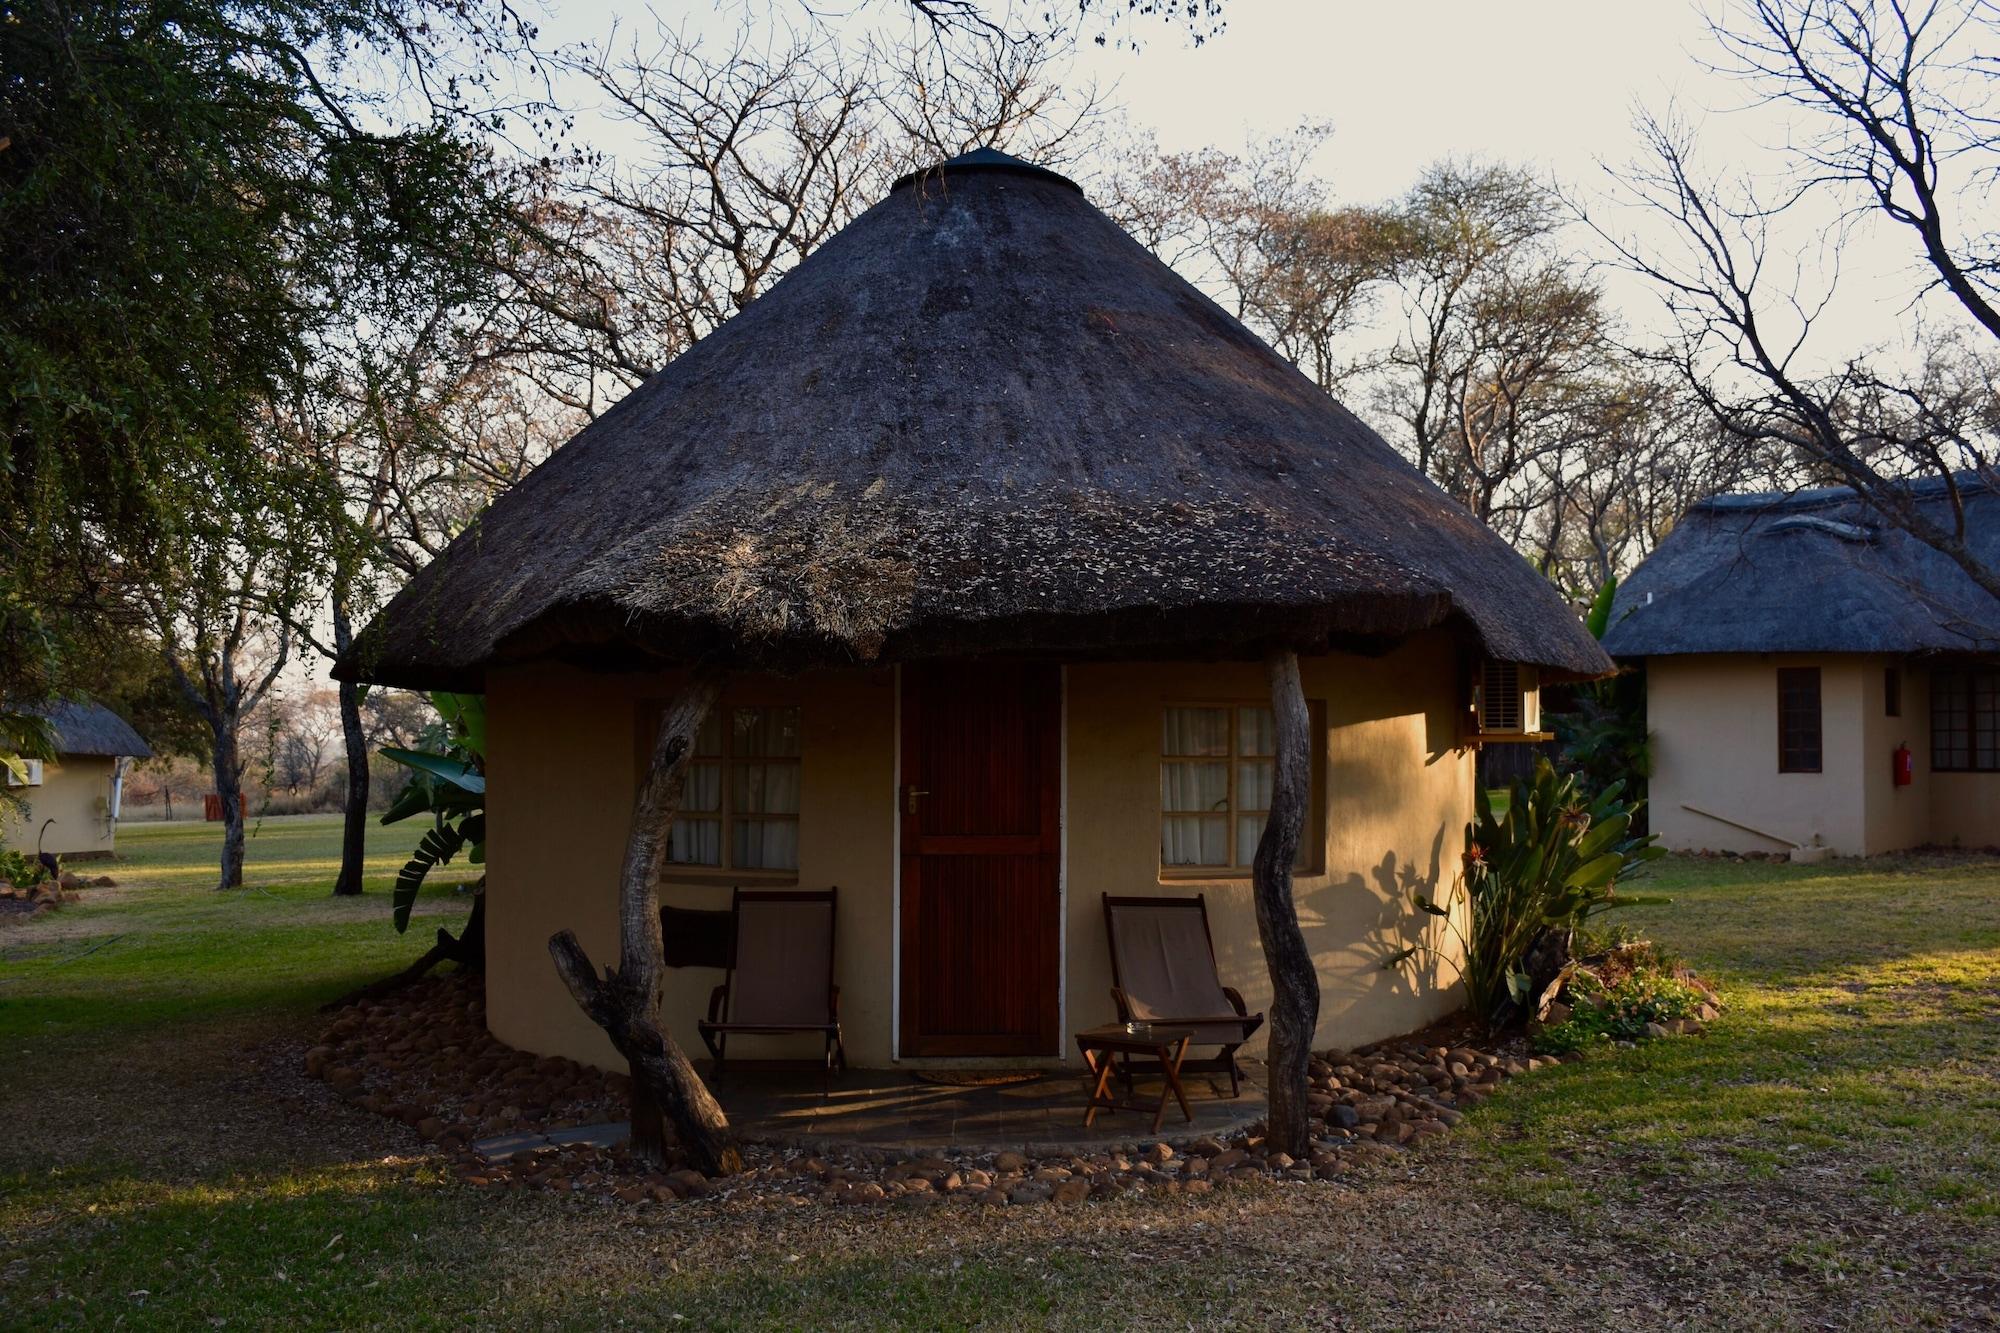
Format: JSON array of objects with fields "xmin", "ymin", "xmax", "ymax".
[{"xmin": 379, "ymin": 747, "xmax": 485, "ymax": 793}]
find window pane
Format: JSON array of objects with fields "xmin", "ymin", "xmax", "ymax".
[
  {"xmin": 1977, "ymin": 670, "xmax": 2000, "ymax": 771},
  {"xmin": 733, "ymin": 761, "xmax": 800, "ymax": 815},
  {"xmin": 1237, "ymin": 759, "xmax": 1274, "ymax": 811},
  {"xmin": 692, "ymin": 711, "xmax": 723, "ymax": 757},
  {"xmin": 1162, "ymin": 814, "xmax": 1228, "ymax": 866},
  {"xmin": 1164, "ymin": 707, "xmax": 1229, "ymax": 756},
  {"xmin": 1933, "ymin": 670, "xmax": 1970, "ymax": 770},
  {"xmin": 1235, "ymin": 814, "xmax": 1264, "ymax": 867},
  {"xmin": 734, "ymin": 706, "xmax": 800, "ymax": 758},
  {"xmin": 1162, "ymin": 760, "xmax": 1228, "ymax": 813},
  {"xmin": 733, "ymin": 818, "xmax": 798, "ymax": 871},
  {"xmin": 1777, "ymin": 668, "xmax": 1822, "ymax": 772},
  {"xmin": 683, "ymin": 762, "xmax": 722, "ymax": 814},
  {"xmin": 668, "ymin": 817, "xmax": 721, "ymax": 866},
  {"xmin": 1238, "ymin": 707, "xmax": 1276, "ymax": 757}
]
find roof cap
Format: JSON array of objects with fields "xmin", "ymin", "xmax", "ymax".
[{"xmin": 891, "ymin": 146, "xmax": 1083, "ymax": 196}]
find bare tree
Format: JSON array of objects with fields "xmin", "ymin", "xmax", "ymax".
[
  {"xmin": 152, "ymin": 533, "xmax": 303, "ymax": 890},
  {"xmin": 492, "ymin": 19, "xmax": 1099, "ymax": 414},
  {"xmin": 1101, "ymin": 123, "xmax": 1391, "ymax": 393},
  {"xmin": 1590, "ymin": 0, "xmax": 2000, "ymax": 596}
]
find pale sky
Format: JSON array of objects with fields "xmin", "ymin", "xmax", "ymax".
[{"xmin": 526, "ymin": 0, "xmax": 1945, "ymax": 367}]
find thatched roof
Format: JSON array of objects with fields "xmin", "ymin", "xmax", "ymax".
[
  {"xmin": 27, "ymin": 699, "xmax": 153, "ymax": 759},
  {"xmin": 341, "ymin": 149, "xmax": 1609, "ymax": 690},
  {"xmin": 1603, "ymin": 472, "xmax": 2000, "ymax": 658}
]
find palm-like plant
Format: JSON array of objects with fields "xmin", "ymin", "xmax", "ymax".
[
  {"xmin": 1390, "ymin": 759, "xmax": 1667, "ymax": 1029},
  {"xmin": 380, "ymin": 691, "xmax": 485, "ymax": 935}
]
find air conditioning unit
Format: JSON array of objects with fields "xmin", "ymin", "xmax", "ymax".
[
  {"xmin": 1467, "ymin": 658, "xmax": 1544, "ymax": 742},
  {"xmin": 4, "ymin": 758, "xmax": 45, "ymax": 788}
]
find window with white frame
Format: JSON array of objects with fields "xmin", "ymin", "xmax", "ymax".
[
  {"xmin": 1160, "ymin": 704, "xmax": 1319, "ymax": 873},
  {"xmin": 663, "ymin": 705, "xmax": 801, "ymax": 872}
]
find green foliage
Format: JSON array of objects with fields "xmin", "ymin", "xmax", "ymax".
[
  {"xmin": 1533, "ymin": 968, "xmax": 1705, "ymax": 1055},
  {"xmin": 379, "ymin": 693, "xmax": 486, "ymax": 932},
  {"xmin": 0, "ymin": 848, "xmax": 47, "ymax": 890},
  {"xmin": 1389, "ymin": 758, "xmax": 1667, "ymax": 1028},
  {"xmin": 0, "ymin": 0, "xmax": 525, "ymax": 709},
  {"xmin": 1550, "ymin": 576, "xmax": 1652, "ymax": 810}
]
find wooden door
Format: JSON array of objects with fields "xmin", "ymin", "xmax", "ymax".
[{"xmin": 899, "ymin": 662, "xmax": 1062, "ymax": 1057}]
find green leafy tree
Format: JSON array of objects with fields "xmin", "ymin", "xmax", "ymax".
[{"xmin": 1, "ymin": 0, "xmax": 533, "ymax": 884}]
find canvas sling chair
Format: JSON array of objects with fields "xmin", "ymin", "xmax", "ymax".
[
  {"xmin": 1102, "ymin": 893, "xmax": 1265, "ymax": 1097},
  {"xmin": 694, "ymin": 887, "xmax": 847, "ymax": 1091}
]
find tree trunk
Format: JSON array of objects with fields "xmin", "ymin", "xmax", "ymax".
[
  {"xmin": 212, "ymin": 715, "xmax": 246, "ymax": 890},
  {"xmin": 1252, "ymin": 649, "xmax": 1320, "ymax": 1158},
  {"xmin": 546, "ymin": 671, "xmax": 739, "ymax": 1176},
  {"xmin": 330, "ymin": 598, "xmax": 368, "ymax": 897}
]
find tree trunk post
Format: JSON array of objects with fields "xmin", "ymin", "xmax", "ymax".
[
  {"xmin": 331, "ymin": 600, "xmax": 368, "ymax": 897},
  {"xmin": 331, "ymin": 675, "xmax": 369, "ymax": 896},
  {"xmin": 1252, "ymin": 648, "xmax": 1320, "ymax": 1158},
  {"xmin": 547, "ymin": 670, "xmax": 739, "ymax": 1176},
  {"xmin": 213, "ymin": 718, "xmax": 245, "ymax": 890}
]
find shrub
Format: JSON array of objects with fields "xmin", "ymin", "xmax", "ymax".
[
  {"xmin": 1533, "ymin": 969, "xmax": 1706, "ymax": 1054},
  {"xmin": 0, "ymin": 847, "xmax": 44, "ymax": 889},
  {"xmin": 1389, "ymin": 758, "xmax": 1667, "ymax": 1030}
]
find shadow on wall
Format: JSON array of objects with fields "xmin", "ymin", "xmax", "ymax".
[{"xmin": 1198, "ymin": 827, "xmax": 1461, "ymax": 1048}]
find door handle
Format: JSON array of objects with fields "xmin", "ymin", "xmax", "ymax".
[{"xmin": 905, "ymin": 786, "xmax": 929, "ymax": 816}]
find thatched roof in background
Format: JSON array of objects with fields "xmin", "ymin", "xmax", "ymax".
[
  {"xmin": 342, "ymin": 150, "xmax": 1609, "ymax": 690},
  {"xmin": 1603, "ymin": 472, "xmax": 2000, "ymax": 658},
  {"xmin": 27, "ymin": 699, "xmax": 153, "ymax": 759}
]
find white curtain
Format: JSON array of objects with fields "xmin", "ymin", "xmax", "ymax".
[
  {"xmin": 734, "ymin": 818, "xmax": 799, "ymax": 870},
  {"xmin": 733, "ymin": 761, "xmax": 800, "ymax": 815},
  {"xmin": 1162, "ymin": 814, "xmax": 1228, "ymax": 867},
  {"xmin": 1163, "ymin": 707, "xmax": 1229, "ymax": 756},
  {"xmin": 669, "ymin": 817, "xmax": 722, "ymax": 866}
]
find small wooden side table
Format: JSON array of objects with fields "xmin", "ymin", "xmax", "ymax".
[{"xmin": 1075, "ymin": 1023, "xmax": 1195, "ymax": 1134}]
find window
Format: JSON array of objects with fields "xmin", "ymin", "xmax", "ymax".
[
  {"xmin": 1885, "ymin": 666, "xmax": 1902, "ymax": 718},
  {"xmin": 647, "ymin": 703, "xmax": 801, "ymax": 873},
  {"xmin": 1777, "ymin": 668, "xmax": 1822, "ymax": 773},
  {"xmin": 1932, "ymin": 666, "xmax": 2000, "ymax": 773},
  {"xmin": 1160, "ymin": 704, "xmax": 1319, "ymax": 873}
]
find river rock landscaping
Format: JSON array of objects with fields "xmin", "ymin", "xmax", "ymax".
[{"xmin": 300, "ymin": 970, "xmax": 1717, "ymax": 1209}]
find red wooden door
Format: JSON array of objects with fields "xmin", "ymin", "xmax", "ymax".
[{"xmin": 899, "ymin": 662, "xmax": 1061, "ymax": 1057}]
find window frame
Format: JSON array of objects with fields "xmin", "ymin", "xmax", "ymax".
[
  {"xmin": 1931, "ymin": 664, "xmax": 2000, "ymax": 774},
  {"xmin": 1776, "ymin": 667, "xmax": 1823, "ymax": 774},
  {"xmin": 1158, "ymin": 700, "xmax": 1325, "ymax": 879},
  {"xmin": 636, "ymin": 695, "xmax": 802, "ymax": 883}
]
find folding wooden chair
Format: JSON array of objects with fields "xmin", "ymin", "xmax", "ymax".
[{"xmin": 1102, "ymin": 893, "xmax": 1264, "ymax": 1097}]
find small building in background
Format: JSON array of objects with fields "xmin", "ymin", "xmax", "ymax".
[
  {"xmin": 1605, "ymin": 474, "xmax": 1999, "ymax": 857},
  {"xmin": 3, "ymin": 700, "xmax": 154, "ymax": 859}
]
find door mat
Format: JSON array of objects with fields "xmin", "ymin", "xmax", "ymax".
[{"xmin": 912, "ymin": 1070, "xmax": 1046, "ymax": 1088}]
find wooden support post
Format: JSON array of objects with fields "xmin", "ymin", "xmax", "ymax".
[
  {"xmin": 1252, "ymin": 648, "xmax": 1321, "ymax": 1158},
  {"xmin": 547, "ymin": 669, "xmax": 741, "ymax": 1176}
]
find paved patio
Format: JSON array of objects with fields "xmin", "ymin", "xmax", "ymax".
[
  {"xmin": 473, "ymin": 1061, "xmax": 1267, "ymax": 1162},
  {"xmin": 717, "ymin": 1060, "xmax": 1268, "ymax": 1155}
]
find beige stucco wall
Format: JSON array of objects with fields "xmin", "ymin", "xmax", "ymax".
[
  {"xmin": 2, "ymin": 757, "xmax": 116, "ymax": 858},
  {"xmin": 484, "ymin": 636, "xmax": 1474, "ymax": 1072},
  {"xmin": 1649, "ymin": 655, "xmax": 1872, "ymax": 855},
  {"xmin": 1648, "ymin": 653, "xmax": 1998, "ymax": 856}
]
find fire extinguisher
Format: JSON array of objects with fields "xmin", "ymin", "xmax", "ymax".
[{"xmin": 1892, "ymin": 743, "xmax": 1913, "ymax": 787}]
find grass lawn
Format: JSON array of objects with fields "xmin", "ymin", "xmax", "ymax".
[{"xmin": 2, "ymin": 824, "xmax": 1997, "ymax": 1329}]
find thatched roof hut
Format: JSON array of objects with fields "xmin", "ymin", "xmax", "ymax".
[
  {"xmin": 340, "ymin": 149, "xmax": 1605, "ymax": 690},
  {"xmin": 1604, "ymin": 472, "xmax": 2000, "ymax": 658},
  {"xmin": 1604, "ymin": 472, "xmax": 2000, "ymax": 861},
  {"xmin": 28, "ymin": 699, "xmax": 152, "ymax": 759}
]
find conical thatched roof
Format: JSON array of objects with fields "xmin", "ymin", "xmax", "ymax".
[
  {"xmin": 341, "ymin": 150, "xmax": 1608, "ymax": 690},
  {"xmin": 26, "ymin": 699, "xmax": 152, "ymax": 759}
]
